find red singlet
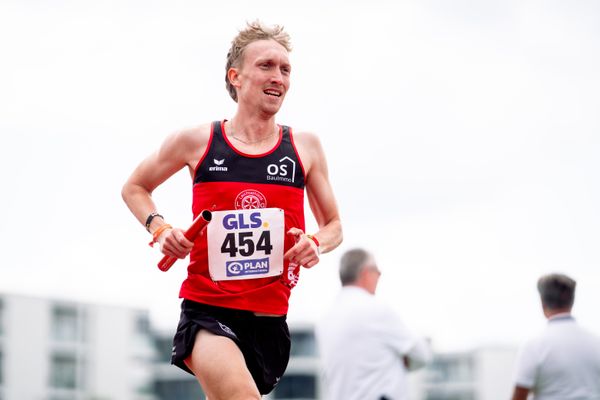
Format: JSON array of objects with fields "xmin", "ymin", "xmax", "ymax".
[{"xmin": 179, "ymin": 121, "xmax": 306, "ymax": 314}]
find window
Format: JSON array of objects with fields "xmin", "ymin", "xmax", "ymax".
[
  {"xmin": 427, "ymin": 355, "xmax": 474, "ymax": 383},
  {"xmin": 136, "ymin": 381, "xmax": 155, "ymax": 396},
  {"xmin": 50, "ymin": 353, "xmax": 77, "ymax": 389},
  {"xmin": 154, "ymin": 380, "xmax": 205, "ymax": 400},
  {"xmin": 290, "ymin": 330, "xmax": 316, "ymax": 357},
  {"xmin": 0, "ymin": 297, "xmax": 4, "ymax": 336},
  {"xmin": 154, "ymin": 336, "xmax": 174, "ymax": 363},
  {"xmin": 272, "ymin": 374, "xmax": 317, "ymax": 399},
  {"xmin": 426, "ymin": 390, "xmax": 475, "ymax": 400},
  {"xmin": 136, "ymin": 313, "xmax": 150, "ymax": 336},
  {"xmin": 52, "ymin": 306, "xmax": 79, "ymax": 342}
]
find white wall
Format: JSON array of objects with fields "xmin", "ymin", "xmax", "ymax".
[
  {"xmin": 477, "ymin": 347, "xmax": 518, "ymax": 400},
  {"xmin": 3, "ymin": 295, "xmax": 50, "ymax": 400},
  {"xmin": 0, "ymin": 293, "xmax": 155, "ymax": 400}
]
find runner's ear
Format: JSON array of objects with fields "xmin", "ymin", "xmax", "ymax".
[{"xmin": 228, "ymin": 67, "xmax": 241, "ymax": 89}]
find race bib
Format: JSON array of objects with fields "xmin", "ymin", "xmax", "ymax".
[{"xmin": 207, "ymin": 208, "xmax": 284, "ymax": 281}]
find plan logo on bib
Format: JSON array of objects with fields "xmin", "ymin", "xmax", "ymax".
[
  {"xmin": 266, "ymin": 156, "xmax": 296, "ymax": 184},
  {"xmin": 226, "ymin": 258, "xmax": 270, "ymax": 277}
]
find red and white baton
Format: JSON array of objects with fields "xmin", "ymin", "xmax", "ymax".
[{"xmin": 157, "ymin": 209, "xmax": 212, "ymax": 272}]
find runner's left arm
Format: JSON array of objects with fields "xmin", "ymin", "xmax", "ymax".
[{"xmin": 284, "ymin": 132, "xmax": 342, "ymax": 268}]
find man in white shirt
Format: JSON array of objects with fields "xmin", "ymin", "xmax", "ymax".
[
  {"xmin": 512, "ymin": 273, "xmax": 600, "ymax": 400},
  {"xmin": 316, "ymin": 248, "xmax": 431, "ymax": 400}
]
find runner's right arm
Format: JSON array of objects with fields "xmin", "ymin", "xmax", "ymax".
[{"xmin": 121, "ymin": 124, "xmax": 210, "ymax": 258}]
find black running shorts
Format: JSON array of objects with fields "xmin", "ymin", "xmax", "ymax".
[{"xmin": 171, "ymin": 299, "xmax": 291, "ymax": 395}]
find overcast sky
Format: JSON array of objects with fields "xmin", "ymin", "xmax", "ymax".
[{"xmin": 1, "ymin": 0, "xmax": 599, "ymax": 352}]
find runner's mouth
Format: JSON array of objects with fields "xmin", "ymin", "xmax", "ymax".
[{"xmin": 264, "ymin": 89, "xmax": 282, "ymax": 97}]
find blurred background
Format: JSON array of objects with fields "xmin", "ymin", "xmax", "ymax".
[{"xmin": 1, "ymin": 0, "xmax": 599, "ymax": 399}]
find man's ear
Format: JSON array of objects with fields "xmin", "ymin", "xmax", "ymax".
[{"xmin": 227, "ymin": 67, "xmax": 241, "ymax": 90}]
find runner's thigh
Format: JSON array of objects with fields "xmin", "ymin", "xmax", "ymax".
[{"xmin": 185, "ymin": 329, "xmax": 261, "ymax": 400}]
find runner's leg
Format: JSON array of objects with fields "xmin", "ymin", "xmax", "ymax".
[{"xmin": 184, "ymin": 330, "xmax": 261, "ymax": 400}]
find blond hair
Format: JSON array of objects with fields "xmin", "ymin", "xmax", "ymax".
[{"xmin": 225, "ymin": 21, "xmax": 292, "ymax": 102}]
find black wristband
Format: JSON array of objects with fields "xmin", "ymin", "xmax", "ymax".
[{"xmin": 145, "ymin": 212, "xmax": 164, "ymax": 232}]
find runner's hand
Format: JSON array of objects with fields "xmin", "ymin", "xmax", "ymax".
[
  {"xmin": 284, "ymin": 227, "xmax": 320, "ymax": 269},
  {"xmin": 158, "ymin": 227, "xmax": 194, "ymax": 259}
]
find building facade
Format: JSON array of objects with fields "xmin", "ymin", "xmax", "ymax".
[
  {"xmin": 0, "ymin": 293, "xmax": 156, "ymax": 400},
  {"xmin": 415, "ymin": 347, "xmax": 518, "ymax": 400},
  {"xmin": 0, "ymin": 293, "xmax": 519, "ymax": 400},
  {"xmin": 151, "ymin": 324, "xmax": 518, "ymax": 400}
]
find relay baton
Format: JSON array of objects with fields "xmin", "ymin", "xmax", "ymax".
[{"xmin": 157, "ymin": 209, "xmax": 212, "ymax": 272}]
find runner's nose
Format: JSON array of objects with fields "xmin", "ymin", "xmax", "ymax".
[{"xmin": 270, "ymin": 69, "xmax": 283, "ymax": 85}]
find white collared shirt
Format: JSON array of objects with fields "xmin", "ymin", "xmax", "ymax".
[
  {"xmin": 316, "ymin": 286, "xmax": 431, "ymax": 400},
  {"xmin": 514, "ymin": 313, "xmax": 600, "ymax": 399}
]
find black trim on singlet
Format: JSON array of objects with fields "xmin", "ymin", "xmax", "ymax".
[{"xmin": 194, "ymin": 121, "xmax": 305, "ymax": 189}]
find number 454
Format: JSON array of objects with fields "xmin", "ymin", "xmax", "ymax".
[{"xmin": 220, "ymin": 231, "xmax": 273, "ymax": 257}]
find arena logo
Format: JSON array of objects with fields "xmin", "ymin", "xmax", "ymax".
[
  {"xmin": 209, "ymin": 158, "xmax": 228, "ymax": 172},
  {"xmin": 266, "ymin": 156, "xmax": 296, "ymax": 183},
  {"xmin": 218, "ymin": 322, "xmax": 236, "ymax": 337}
]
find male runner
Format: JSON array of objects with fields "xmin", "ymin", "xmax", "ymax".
[{"xmin": 122, "ymin": 21, "xmax": 342, "ymax": 400}]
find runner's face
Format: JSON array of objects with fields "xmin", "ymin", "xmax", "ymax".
[{"xmin": 235, "ymin": 39, "xmax": 291, "ymax": 114}]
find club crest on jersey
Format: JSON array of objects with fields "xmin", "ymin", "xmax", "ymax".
[
  {"xmin": 209, "ymin": 158, "xmax": 228, "ymax": 172},
  {"xmin": 266, "ymin": 156, "xmax": 296, "ymax": 183},
  {"xmin": 235, "ymin": 189, "xmax": 267, "ymax": 210}
]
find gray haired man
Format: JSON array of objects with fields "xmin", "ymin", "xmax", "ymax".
[{"xmin": 317, "ymin": 248, "xmax": 431, "ymax": 400}]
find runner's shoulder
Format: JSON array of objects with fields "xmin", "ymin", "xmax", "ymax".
[
  {"xmin": 158, "ymin": 123, "xmax": 212, "ymax": 165},
  {"xmin": 292, "ymin": 130, "xmax": 325, "ymax": 156},
  {"xmin": 170, "ymin": 122, "xmax": 212, "ymax": 148},
  {"xmin": 290, "ymin": 129, "xmax": 322, "ymax": 152}
]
